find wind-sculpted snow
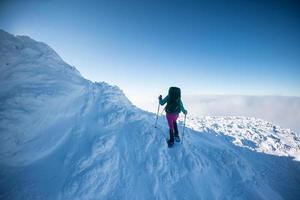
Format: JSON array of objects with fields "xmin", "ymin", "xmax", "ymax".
[
  {"xmin": 0, "ymin": 30, "xmax": 300, "ymax": 200},
  {"xmin": 186, "ymin": 116, "xmax": 300, "ymax": 161}
]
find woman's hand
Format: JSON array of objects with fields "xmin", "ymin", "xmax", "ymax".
[
  {"xmin": 158, "ymin": 95, "xmax": 162, "ymax": 100},
  {"xmin": 183, "ymin": 110, "xmax": 188, "ymax": 115}
]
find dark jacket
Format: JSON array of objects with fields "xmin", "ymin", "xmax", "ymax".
[{"xmin": 159, "ymin": 95, "xmax": 186, "ymax": 114}]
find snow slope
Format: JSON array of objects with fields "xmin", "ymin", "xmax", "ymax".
[{"xmin": 0, "ymin": 29, "xmax": 300, "ymax": 200}]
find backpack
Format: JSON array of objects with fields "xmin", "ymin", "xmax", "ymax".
[{"xmin": 165, "ymin": 87, "xmax": 181, "ymax": 113}]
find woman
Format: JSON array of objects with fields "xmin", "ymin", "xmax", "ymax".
[{"xmin": 159, "ymin": 87, "xmax": 187, "ymax": 147}]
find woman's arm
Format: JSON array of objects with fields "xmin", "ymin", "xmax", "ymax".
[
  {"xmin": 159, "ymin": 95, "xmax": 169, "ymax": 105},
  {"xmin": 180, "ymin": 100, "xmax": 187, "ymax": 114}
]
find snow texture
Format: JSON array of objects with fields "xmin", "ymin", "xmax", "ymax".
[{"xmin": 0, "ymin": 29, "xmax": 300, "ymax": 200}]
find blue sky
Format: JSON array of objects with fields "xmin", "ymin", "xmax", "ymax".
[{"xmin": 0, "ymin": 0, "xmax": 300, "ymax": 102}]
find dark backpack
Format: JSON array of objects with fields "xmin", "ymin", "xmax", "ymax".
[{"xmin": 165, "ymin": 87, "xmax": 181, "ymax": 113}]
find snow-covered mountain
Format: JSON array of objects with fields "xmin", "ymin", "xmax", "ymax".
[{"xmin": 0, "ymin": 29, "xmax": 300, "ymax": 200}]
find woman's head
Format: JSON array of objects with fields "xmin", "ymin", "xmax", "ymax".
[{"xmin": 168, "ymin": 87, "xmax": 181, "ymax": 100}]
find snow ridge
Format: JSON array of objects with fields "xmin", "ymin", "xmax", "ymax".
[{"xmin": 0, "ymin": 30, "xmax": 300, "ymax": 200}]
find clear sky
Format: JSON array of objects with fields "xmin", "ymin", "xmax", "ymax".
[{"xmin": 1, "ymin": 0, "xmax": 300, "ymax": 104}]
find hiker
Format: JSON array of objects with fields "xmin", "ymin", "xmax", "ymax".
[{"xmin": 158, "ymin": 87, "xmax": 187, "ymax": 147}]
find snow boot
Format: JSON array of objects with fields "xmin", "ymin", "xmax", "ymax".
[
  {"xmin": 174, "ymin": 136, "xmax": 181, "ymax": 143},
  {"xmin": 168, "ymin": 129, "xmax": 174, "ymax": 148},
  {"xmin": 173, "ymin": 121, "xmax": 180, "ymax": 142},
  {"xmin": 167, "ymin": 139, "xmax": 174, "ymax": 148}
]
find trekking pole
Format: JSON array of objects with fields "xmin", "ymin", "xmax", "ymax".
[
  {"xmin": 155, "ymin": 103, "xmax": 160, "ymax": 128},
  {"xmin": 181, "ymin": 114, "xmax": 187, "ymax": 144}
]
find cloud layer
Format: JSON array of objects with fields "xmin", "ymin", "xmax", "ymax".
[{"xmin": 136, "ymin": 95, "xmax": 300, "ymax": 135}]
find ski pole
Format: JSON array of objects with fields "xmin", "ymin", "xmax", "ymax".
[
  {"xmin": 181, "ymin": 114, "xmax": 187, "ymax": 144},
  {"xmin": 160, "ymin": 106, "xmax": 165, "ymax": 115},
  {"xmin": 155, "ymin": 103, "xmax": 160, "ymax": 128}
]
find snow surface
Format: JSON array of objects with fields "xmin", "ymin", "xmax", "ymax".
[{"xmin": 0, "ymin": 29, "xmax": 300, "ymax": 200}]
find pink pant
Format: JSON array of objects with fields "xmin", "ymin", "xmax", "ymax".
[{"xmin": 166, "ymin": 113, "xmax": 179, "ymax": 132}]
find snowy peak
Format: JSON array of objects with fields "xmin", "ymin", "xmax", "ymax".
[
  {"xmin": 0, "ymin": 29, "xmax": 137, "ymax": 167},
  {"xmin": 0, "ymin": 29, "xmax": 80, "ymax": 77},
  {"xmin": 0, "ymin": 29, "xmax": 61, "ymax": 60}
]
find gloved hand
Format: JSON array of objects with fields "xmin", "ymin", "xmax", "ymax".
[
  {"xmin": 183, "ymin": 110, "xmax": 188, "ymax": 115},
  {"xmin": 158, "ymin": 95, "xmax": 162, "ymax": 100}
]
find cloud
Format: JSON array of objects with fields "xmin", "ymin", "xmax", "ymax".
[
  {"xmin": 184, "ymin": 95, "xmax": 300, "ymax": 135},
  {"xmin": 135, "ymin": 95, "xmax": 300, "ymax": 135}
]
